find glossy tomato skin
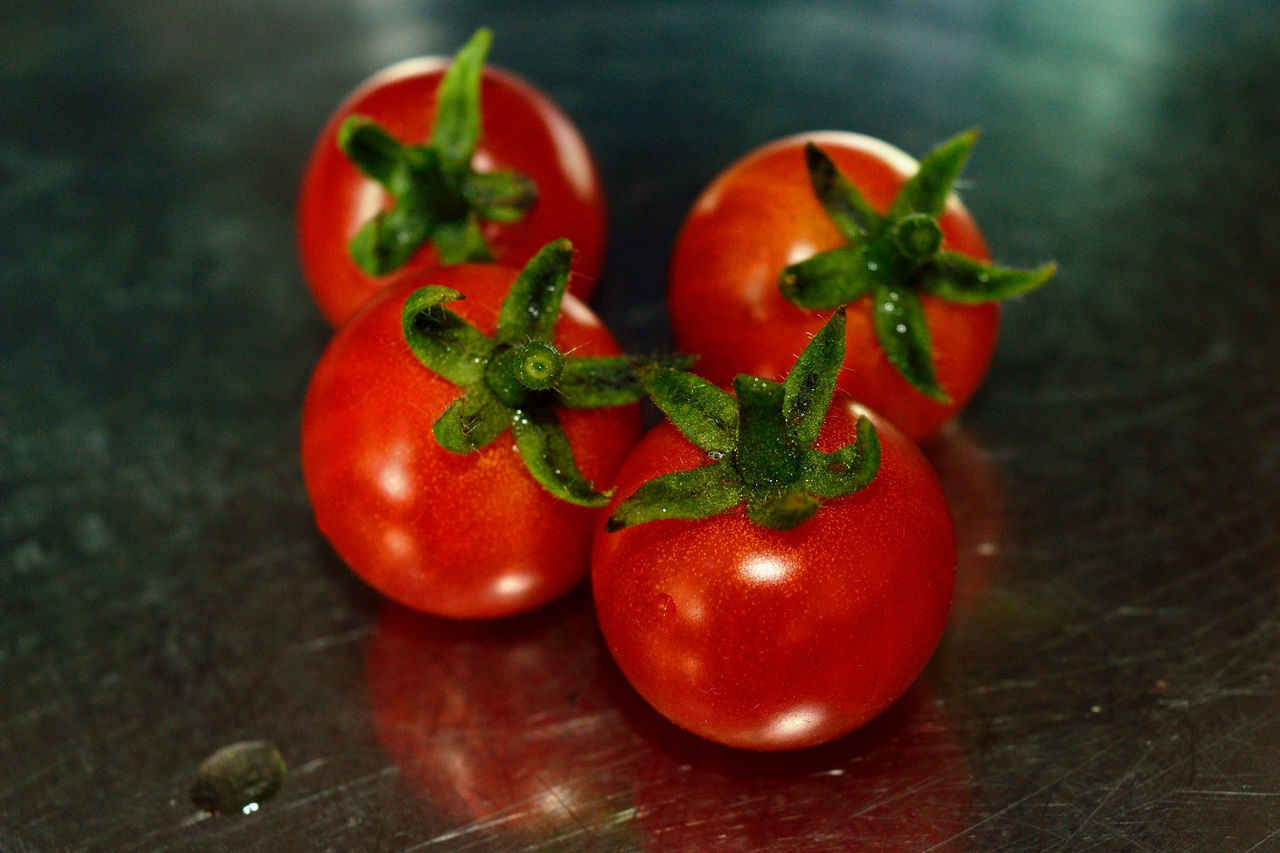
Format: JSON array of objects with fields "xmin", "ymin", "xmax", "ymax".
[
  {"xmin": 302, "ymin": 265, "xmax": 641, "ymax": 620},
  {"xmin": 298, "ymin": 59, "xmax": 607, "ymax": 327},
  {"xmin": 669, "ymin": 132, "xmax": 998, "ymax": 442},
  {"xmin": 591, "ymin": 401, "xmax": 955, "ymax": 751}
]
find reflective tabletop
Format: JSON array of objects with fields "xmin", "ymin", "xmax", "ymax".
[{"xmin": 4, "ymin": 1, "xmax": 1280, "ymax": 850}]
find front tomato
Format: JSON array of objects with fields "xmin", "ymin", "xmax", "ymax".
[
  {"xmin": 298, "ymin": 29, "xmax": 607, "ymax": 327},
  {"xmin": 591, "ymin": 311, "xmax": 956, "ymax": 751},
  {"xmin": 592, "ymin": 402, "xmax": 954, "ymax": 751},
  {"xmin": 302, "ymin": 248, "xmax": 642, "ymax": 620},
  {"xmin": 669, "ymin": 130, "xmax": 1052, "ymax": 441}
]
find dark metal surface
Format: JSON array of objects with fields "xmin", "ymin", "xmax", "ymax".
[{"xmin": 4, "ymin": 1, "xmax": 1280, "ymax": 850}]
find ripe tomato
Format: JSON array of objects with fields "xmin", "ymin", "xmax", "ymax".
[
  {"xmin": 591, "ymin": 400, "xmax": 955, "ymax": 751},
  {"xmin": 298, "ymin": 31, "xmax": 607, "ymax": 327},
  {"xmin": 669, "ymin": 131, "xmax": 1050, "ymax": 441},
  {"xmin": 301, "ymin": 262, "xmax": 642, "ymax": 620}
]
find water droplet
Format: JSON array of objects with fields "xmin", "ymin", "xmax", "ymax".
[
  {"xmin": 866, "ymin": 261, "xmax": 879, "ymax": 272},
  {"xmin": 707, "ymin": 450, "xmax": 724, "ymax": 461},
  {"xmin": 895, "ymin": 324, "xmax": 907, "ymax": 334},
  {"xmin": 190, "ymin": 741, "xmax": 285, "ymax": 815}
]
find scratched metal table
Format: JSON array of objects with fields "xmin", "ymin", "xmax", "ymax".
[{"xmin": 4, "ymin": 1, "xmax": 1280, "ymax": 850}]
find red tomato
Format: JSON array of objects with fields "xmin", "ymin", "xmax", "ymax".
[
  {"xmin": 591, "ymin": 400, "xmax": 955, "ymax": 751},
  {"xmin": 302, "ymin": 265, "xmax": 641, "ymax": 619},
  {"xmin": 298, "ymin": 57, "xmax": 607, "ymax": 327},
  {"xmin": 669, "ymin": 132, "xmax": 998, "ymax": 441}
]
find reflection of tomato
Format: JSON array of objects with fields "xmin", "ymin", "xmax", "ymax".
[
  {"xmin": 364, "ymin": 595, "xmax": 642, "ymax": 845},
  {"xmin": 592, "ymin": 402, "xmax": 955, "ymax": 751},
  {"xmin": 926, "ymin": 425, "xmax": 1007, "ymax": 622},
  {"xmin": 298, "ymin": 34, "xmax": 607, "ymax": 327},
  {"xmin": 631, "ymin": 684, "xmax": 974, "ymax": 851},
  {"xmin": 301, "ymin": 264, "xmax": 642, "ymax": 619},
  {"xmin": 669, "ymin": 132, "xmax": 999, "ymax": 441}
]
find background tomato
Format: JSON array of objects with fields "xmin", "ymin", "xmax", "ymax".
[
  {"xmin": 669, "ymin": 131, "xmax": 998, "ymax": 442},
  {"xmin": 301, "ymin": 264, "xmax": 641, "ymax": 619},
  {"xmin": 591, "ymin": 400, "xmax": 955, "ymax": 751},
  {"xmin": 298, "ymin": 56, "xmax": 607, "ymax": 327}
]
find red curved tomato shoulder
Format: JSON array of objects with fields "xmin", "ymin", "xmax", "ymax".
[
  {"xmin": 591, "ymin": 400, "xmax": 956, "ymax": 750},
  {"xmin": 669, "ymin": 132, "xmax": 998, "ymax": 441},
  {"xmin": 302, "ymin": 265, "xmax": 640, "ymax": 619},
  {"xmin": 299, "ymin": 59, "xmax": 607, "ymax": 327}
]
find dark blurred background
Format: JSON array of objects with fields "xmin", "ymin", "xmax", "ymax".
[{"xmin": 3, "ymin": 2, "xmax": 1280, "ymax": 850}]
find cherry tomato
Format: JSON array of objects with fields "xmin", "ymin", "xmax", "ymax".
[
  {"xmin": 591, "ymin": 400, "xmax": 956, "ymax": 751},
  {"xmin": 669, "ymin": 131, "xmax": 1049, "ymax": 441},
  {"xmin": 298, "ymin": 34, "xmax": 607, "ymax": 327},
  {"xmin": 301, "ymin": 263, "xmax": 641, "ymax": 619}
]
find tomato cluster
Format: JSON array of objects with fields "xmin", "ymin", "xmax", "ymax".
[{"xmin": 296, "ymin": 28, "xmax": 1052, "ymax": 751}]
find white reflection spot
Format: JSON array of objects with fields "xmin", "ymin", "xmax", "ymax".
[
  {"xmin": 354, "ymin": 179, "xmax": 385, "ymax": 225},
  {"xmin": 764, "ymin": 705, "xmax": 825, "ymax": 744},
  {"xmin": 382, "ymin": 528, "xmax": 415, "ymax": 561},
  {"xmin": 741, "ymin": 555, "xmax": 789, "ymax": 584},
  {"xmin": 377, "ymin": 460, "xmax": 411, "ymax": 502},
  {"xmin": 785, "ymin": 240, "xmax": 817, "ymax": 266},
  {"xmin": 549, "ymin": 117, "xmax": 595, "ymax": 198},
  {"xmin": 493, "ymin": 572, "xmax": 537, "ymax": 601},
  {"xmin": 538, "ymin": 783, "xmax": 578, "ymax": 818}
]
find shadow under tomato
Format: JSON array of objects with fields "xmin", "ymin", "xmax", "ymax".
[{"xmin": 363, "ymin": 590, "xmax": 645, "ymax": 847}]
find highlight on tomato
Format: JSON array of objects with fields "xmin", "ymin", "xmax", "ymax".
[
  {"xmin": 298, "ymin": 28, "xmax": 607, "ymax": 326},
  {"xmin": 591, "ymin": 310, "xmax": 957, "ymax": 750},
  {"xmin": 669, "ymin": 129, "xmax": 1055, "ymax": 441},
  {"xmin": 302, "ymin": 240, "xmax": 658, "ymax": 620}
]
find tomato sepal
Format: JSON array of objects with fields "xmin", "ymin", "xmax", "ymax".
[
  {"xmin": 887, "ymin": 129, "xmax": 978, "ymax": 220},
  {"xmin": 638, "ymin": 368, "xmax": 738, "ymax": 454},
  {"xmin": 401, "ymin": 286, "xmax": 492, "ymax": 385},
  {"xmin": 557, "ymin": 353, "xmax": 695, "ymax": 409},
  {"xmin": 336, "ymin": 28, "xmax": 539, "ymax": 275},
  {"xmin": 780, "ymin": 131, "xmax": 1056, "ymax": 403},
  {"xmin": 399, "ymin": 241, "xmax": 674, "ymax": 507},
  {"xmin": 917, "ymin": 253, "xmax": 1059, "ymax": 303},
  {"xmin": 608, "ymin": 309, "xmax": 881, "ymax": 532},
  {"xmin": 511, "ymin": 406, "xmax": 610, "ymax": 507},
  {"xmin": 432, "ymin": 385, "xmax": 509, "ymax": 452},
  {"xmin": 603, "ymin": 460, "xmax": 742, "ymax": 531},
  {"xmin": 803, "ymin": 140, "xmax": 883, "ymax": 239},
  {"xmin": 872, "ymin": 282, "xmax": 950, "ymax": 403}
]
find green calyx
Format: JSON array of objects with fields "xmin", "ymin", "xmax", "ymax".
[
  {"xmin": 339, "ymin": 28, "xmax": 538, "ymax": 275},
  {"xmin": 402, "ymin": 239, "xmax": 689, "ymax": 507},
  {"xmin": 779, "ymin": 130, "xmax": 1057, "ymax": 403},
  {"xmin": 606, "ymin": 308, "xmax": 880, "ymax": 532}
]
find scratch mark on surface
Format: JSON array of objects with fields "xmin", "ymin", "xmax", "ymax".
[
  {"xmin": 1243, "ymin": 827, "xmax": 1280, "ymax": 852},
  {"xmin": 291, "ymin": 625, "xmax": 373, "ymax": 654}
]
